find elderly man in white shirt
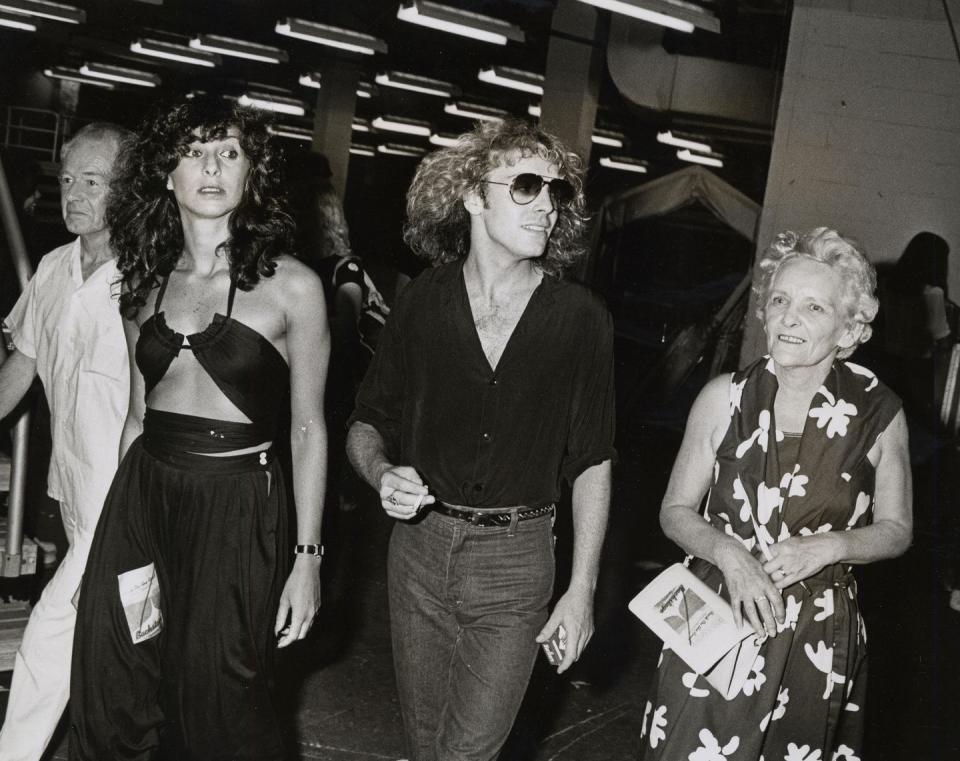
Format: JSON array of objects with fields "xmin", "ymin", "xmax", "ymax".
[{"xmin": 0, "ymin": 122, "xmax": 131, "ymax": 761}]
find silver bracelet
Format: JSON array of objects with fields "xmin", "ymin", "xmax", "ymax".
[{"xmin": 294, "ymin": 543, "xmax": 324, "ymax": 558}]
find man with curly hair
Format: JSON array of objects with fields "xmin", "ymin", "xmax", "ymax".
[
  {"xmin": 347, "ymin": 118, "xmax": 616, "ymax": 760},
  {"xmin": 0, "ymin": 121, "xmax": 130, "ymax": 761}
]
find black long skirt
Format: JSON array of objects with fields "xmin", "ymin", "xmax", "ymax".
[{"xmin": 70, "ymin": 412, "xmax": 290, "ymax": 761}]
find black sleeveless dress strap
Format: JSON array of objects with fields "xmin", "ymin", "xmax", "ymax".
[{"xmin": 135, "ymin": 274, "xmax": 289, "ymax": 437}]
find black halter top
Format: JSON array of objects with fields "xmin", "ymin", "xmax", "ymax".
[{"xmin": 136, "ymin": 274, "xmax": 289, "ymax": 438}]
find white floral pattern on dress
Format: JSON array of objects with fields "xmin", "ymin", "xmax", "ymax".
[
  {"xmin": 777, "ymin": 594, "xmax": 802, "ymax": 633},
  {"xmin": 641, "ymin": 700, "xmax": 652, "ymax": 738},
  {"xmin": 804, "ymin": 641, "xmax": 846, "ymax": 699},
  {"xmin": 736, "ymin": 409, "xmax": 778, "ymax": 458},
  {"xmin": 780, "ymin": 465, "xmax": 809, "ymax": 498},
  {"xmin": 649, "ymin": 705, "xmax": 668, "ymax": 748},
  {"xmin": 813, "ymin": 589, "xmax": 834, "ymax": 622},
  {"xmin": 688, "ymin": 728, "xmax": 740, "ymax": 761},
  {"xmin": 741, "ymin": 654, "xmax": 767, "ymax": 696},
  {"xmin": 846, "ymin": 492, "xmax": 870, "ymax": 527},
  {"xmin": 809, "ymin": 394, "xmax": 858, "ymax": 439},
  {"xmin": 682, "ymin": 671, "xmax": 710, "ymax": 698},
  {"xmin": 844, "ymin": 362, "xmax": 878, "ymax": 392},
  {"xmin": 831, "ymin": 744, "xmax": 861, "ymax": 761},
  {"xmin": 785, "ymin": 742, "xmax": 823, "ymax": 761},
  {"xmin": 759, "ymin": 685, "xmax": 790, "ymax": 731},
  {"xmin": 730, "ymin": 378, "xmax": 747, "ymax": 416}
]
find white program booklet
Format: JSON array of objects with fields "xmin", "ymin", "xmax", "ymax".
[
  {"xmin": 118, "ymin": 562, "xmax": 163, "ymax": 645},
  {"xmin": 628, "ymin": 562, "xmax": 761, "ymax": 699}
]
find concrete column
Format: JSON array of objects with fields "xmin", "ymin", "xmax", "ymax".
[
  {"xmin": 540, "ymin": 0, "xmax": 608, "ymax": 166},
  {"xmin": 311, "ymin": 60, "xmax": 361, "ymax": 199}
]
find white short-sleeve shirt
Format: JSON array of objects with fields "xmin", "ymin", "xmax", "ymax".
[{"xmin": 4, "ymin": 238, "xmax": 128, "ymax": 526}]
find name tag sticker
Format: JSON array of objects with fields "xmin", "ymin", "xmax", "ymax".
[{"xmin": 118, "ymin": 563, "xmax": 163, "ymax": 644}]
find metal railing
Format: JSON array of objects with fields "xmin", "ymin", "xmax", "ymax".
[{"xmin": 1, "ymin": 106, "xmax": 64, "ymax": 162}]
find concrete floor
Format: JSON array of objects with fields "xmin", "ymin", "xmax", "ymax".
[{"xmin": 2, "ymin": 424, "xmax": 959, "ymax": 760}]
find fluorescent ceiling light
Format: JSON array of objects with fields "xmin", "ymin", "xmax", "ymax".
[
  {"xmin": 80, "ymin": 62, "xmax": 160, "ymax": 87},
  {"xmin": 238, "ymin": 92, "xmax": 306, "ymax": 116},
  {"xmin": 268, "ymin": 124, "xmax": 312, "ymax": 142},
  {"xmin": 350, "ymin": 144, "xmax": 376, "ymax": 157},
  {"xmin": 299, "ymin": 72, "xmax": 321, "ymax": 89},
  {"xmin": 657, "ymin": 130, "xmax": 711, "ymax": 152},
  {"xmin": 352, "ymin": 118, "xmax": 371, "ymax": 133},
  {"xmin": 375, "ymin": 70, "xmax": 456, "ymax": 98},
  {"xmin": 592, "ymin": 129, "xmax": 625, "ymax": 148},
  {"xmin": 275, "ymin": 18, "xmax": 387, "ymax": 55},
  {"xmin": 574, "ymin": 0, "xmax": 720, "ymax": 34},
  {"xmin": 0, "ymin": 0, "xmax": 83, "ymax": 24},
  {"xmin": 44, "ymin": 66, "xmax": 114, "ymax": 88},
  {"xmin": 599, "ymin": 156, "xmax": 648, "ymax": 173},
  {"xmin": 356, "ymin": 81, "xmax": 377, "ymax": 99},
  {"xmin": 377, "ymin": 143, "xmax": 427, "ymax": 157},
  {"xmin": 527, "ymin": 103, "xmax": 541, "ymax": 118},
  {"xmin": 397, "ymin": 1, "xmax": 524, "ymax": 45},
  {"xmin": 372, "ymin": 115, "xmax": 432, "ymax": 137},
  {"xmin": 443, "ymin": 101, "xmax": 508, "ymax": 122},
  {"xmin": 429, "ymin": 132, "xmax": 459, "ymax": 147},
  {"xmin": 130, "ymin": 38, "xmax": 220, "ymax": 68},
  {"xmin": 190, "ymin": 34, "xmax": 288, "ymax": 64},
  {"xmin": 0, "ymin": 8, "xmax": 37, "ymax": 29},
  {"xmin": 477, "ymin": 66, "xmax": 543, "ymax": 95},
  {"xmin": 677, "ymin": 148, "xmax": 723, "ymax": 167}
]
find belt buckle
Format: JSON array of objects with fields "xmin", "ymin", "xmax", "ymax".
[{"xmin": 469, "ymin": 511, "xmax": 484, "ymax": 526}]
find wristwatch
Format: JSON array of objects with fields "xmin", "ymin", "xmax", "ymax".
[{"xmin": 294, "ymin": 543, "xmax": 324, "ymax": 558}]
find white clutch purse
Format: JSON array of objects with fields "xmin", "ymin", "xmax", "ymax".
[{"xmin": 628, "ymin": 562, "xmax": 761, "ymax": 700}]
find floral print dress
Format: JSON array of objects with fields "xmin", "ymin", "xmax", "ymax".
[{"xmin": 640, "ymin": 357, "xmax": 901, "ymax": 761}]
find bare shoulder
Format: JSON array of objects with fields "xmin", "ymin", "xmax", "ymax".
[
  {"xmin": 266, "ymin": 255, "xmax": 326, "ymax": 309},
  {"xmin": 687, "ymin": 373, "xmax": 734, "ymax": 448}
]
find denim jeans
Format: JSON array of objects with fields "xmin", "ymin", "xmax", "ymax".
[{"xmin": 387, "ymin": 510, "xmax": 555, "ymax": 761}]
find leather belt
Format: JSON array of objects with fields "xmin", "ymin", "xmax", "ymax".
[{"xmin": 431, "ymin": 502, "xmax": 555, "ymax": 527}]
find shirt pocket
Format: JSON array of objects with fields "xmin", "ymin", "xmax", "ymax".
[{"xmin": 81, "ymin": 333, "xmax": 127, "ymax": 381}]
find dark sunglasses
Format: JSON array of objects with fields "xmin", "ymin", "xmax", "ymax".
[{"xmin": 484, "ymin": 173, "xmax": 576, "ymax": 207}]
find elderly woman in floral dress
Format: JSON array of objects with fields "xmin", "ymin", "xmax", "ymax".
[{"xmin": 641, "ymin": 228, "xmax": 912, "ymax": 761}]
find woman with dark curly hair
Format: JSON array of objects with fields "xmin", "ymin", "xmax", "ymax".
[{"xmin": 69, "ymin": 96, "xmax": 329, "ymax": 761}]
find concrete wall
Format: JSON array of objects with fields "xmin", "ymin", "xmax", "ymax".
[{"xmin": 742, "ymin": 0, "xmax": 960, "ymax": 361}]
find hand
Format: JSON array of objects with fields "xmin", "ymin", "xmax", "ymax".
[
  {"xmin": 763, "ymin": 534, "xmax": 838, "ymax": 591},
  {"xmin": 275, "ymin": 555, "xmax": 322, "ymax": 648},
  {"xmin": 378, "ymin": 464, "xmax": 435, "ymax": 520},
  {"xmin": 535, "ymin": 587, "xmax": 594, "ymax": 674},
  {"xmin": 715, "ymin": 542, "xmax": 785, "ymax": 639}
]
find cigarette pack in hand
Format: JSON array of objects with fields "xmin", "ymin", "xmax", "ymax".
[{"xmin": 541, "ymin": 624, "xmax": 567, "ymax": 665}]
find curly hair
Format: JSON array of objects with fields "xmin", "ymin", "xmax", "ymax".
[
  {"xmin": 754, "ymin": 227, "xmax": 879, "ymax": 358},
  {"xmin": 109, "ymin": 96, "xmax": 294, "ymax": 318},
  {"xmin": 402, "ymin": 118, "xmax": 588, "ymax": 276}
]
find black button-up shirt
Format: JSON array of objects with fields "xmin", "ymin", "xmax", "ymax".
[{"xmin": 349, "ymin": 261, "xmax": 616, "ymax": 508}]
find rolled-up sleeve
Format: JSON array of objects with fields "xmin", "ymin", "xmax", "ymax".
[
  {"xmin": 348, "ymin": 291, "xmax": 406, "ymax": 457},
  {"xmin": 561, "ymin": 302, "xmax": 617, "ymax": 484},
  {"xmin": 4, "ymin": 273, "xmax": 39, "ymax": 359}
]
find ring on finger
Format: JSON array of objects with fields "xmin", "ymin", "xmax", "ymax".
[
  {"xmin": 387, "ymin": 494, "xmax": 400, "ymax": 507},
  {"xmin": 754, "ymin": 596, "xmax": 767, "ymax": 604}
]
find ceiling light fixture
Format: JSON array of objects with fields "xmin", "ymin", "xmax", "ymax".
[
  {"xmin": 0, "ymin": 8, "xmax": 37, "ymax": 29},
  {"xmin": 352, "ymin": 118, "xmax": 372, "ymax": 133},
  {"xmin": 657, "ymin": 130, "xmax": 711, "ymax": 152},
  {"xmin": 43, "ymin": 65, "xmax": 114, "ymax": 88},
  {"xmin": 80, "ymin": 62, "xmax": 160, "ymax": 88},
  {"xmin": 375, "ymin": 70, "xmax": 457, "ymax": 98},
  {"xmin": 0, "ymin": 0, "xmax": 83, "ymax": 24},
  {"xmin": 238, "ymin": 92, "xmax": 306, "ymax": 116},
  {"xmin": 527, "ymin": 103, "xmax": 541, "ymax": 118},
  {"xmin": 190, "ymin": 34, "xmax": 288, "ymax": 64},
  {"xmin": 130, "ymin": 38, "xmax": 220, "ymax": 68},
  {"xmin": 599, "ymin": 156, "xmax": 648, "ymax": 173},
  {"xmin": 267, "ymin": 124, "xmax": 312, "ymax": 142},
  {"xmin": 357, "ymin": 81, "xmax": 378, "ymax": 99},
  {"xmin": 477, "ymin": 66, "xmax": 543, "ymax": 95},
  {"xmin": 372, "ymin": 115, "xmax": 432, "ymax": 137},
  {"xmin": 677, "ymin": 148, "xmax": 723, "ymax": 167},
  {"xmin": 574, "ymin": 0, "xmax": 720, "ymax": 34},
  {"xmin": 443, "ymin": 101, "xmax": 508, "ymax": 122},
  {"xmin": 592, "ymin": 129, "xmax": 626, "ymax": 148},
  {"xmin": 350, "ymin": 144, "xmax": 376, "ymax": 157},
  {"xmin": 397, "ymin": 1, "xmax": 524, "ymax": 45},
  {"xmin": 429, "ymin": 132, "xmax": 459, "ymax": 147},
  {"xmin": 275, "ymin": 18, "xmax": 387, "ymax": 55},
  {"xmin": 299, "ymin": 72, "xmax": 321, "ymax": 89},
  {"xmin": 377, "ymin": 142, "xmax": 427, "ymax": 157}
]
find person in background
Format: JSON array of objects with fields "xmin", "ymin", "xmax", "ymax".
[
  {"xmin": 69, "ymin": 97, "xmax": 328, "ymax": 761},
  {"xmin": 347, "ymin": 118, "xmax": 616, "ymax": 761},
  {"xmin": 0, "ymin": 122, "xmax": 131, "ymax": 761},
  {"xmin": 641, "ymin": 228, "xmax": 911, "ymax": 761}
]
